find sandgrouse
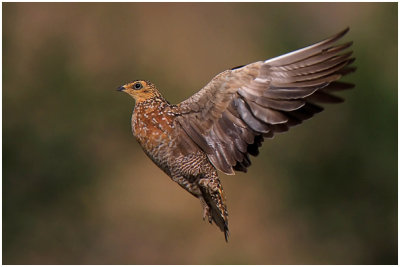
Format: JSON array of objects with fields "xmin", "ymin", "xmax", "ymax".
[{"xmin": 118, "ymin": 28, "xmax": 355, "ymax": 241}]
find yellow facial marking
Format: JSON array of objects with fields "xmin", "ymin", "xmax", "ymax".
[{"xmin": 119, "ymin": 80, "xmax": 160, "ymax": 102}]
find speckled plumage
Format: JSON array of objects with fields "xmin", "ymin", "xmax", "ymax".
[
  {"xmin": 118, "ymin": 28, "xmax": 355, "ymax": 241},
  {"xmin": 129, "ymin": 89, "xmax": 229, "ymax": 240}
]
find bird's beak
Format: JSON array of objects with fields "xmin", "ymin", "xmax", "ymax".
[{"xmin": 117, "ymin": 85, "xmax": 126, "ymax": 92}]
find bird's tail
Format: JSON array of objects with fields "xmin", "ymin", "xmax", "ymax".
[{"xmin": 199, "ymin": 178, "xmax": 229, "ymax": 242}]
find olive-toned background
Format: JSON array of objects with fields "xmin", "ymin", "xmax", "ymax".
[{"xmin": 3, "ymin": 2, "xmax": 397, "ymax": 264}]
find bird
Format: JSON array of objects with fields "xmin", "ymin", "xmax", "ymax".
[{"xmin": 118, "ymin": 28, "xmax": 355, "ymax": 242}]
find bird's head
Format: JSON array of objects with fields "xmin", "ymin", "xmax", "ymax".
[{"xmin": 117, "ymin": 80, "xmax": 161, "ymax": 102}]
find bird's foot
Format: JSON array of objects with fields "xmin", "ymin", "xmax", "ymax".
[{"xmin": 202, "ymin": 204, "xmax": 212, "ymax": 223}]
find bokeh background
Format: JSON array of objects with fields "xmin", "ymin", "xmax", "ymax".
[{"xmin": 3, "ymin": 2, "xmax": 397, "ymax": 264}]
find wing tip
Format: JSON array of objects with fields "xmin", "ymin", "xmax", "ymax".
[
  {"xmin": 340, "ymin": 26, "xmax": 350, "ymax": 36},
  {"xmin": 321, "ymin": 26, "xmax": 350, "ymax": 45},
  {"xmin": 264, "ymin": 27, "xmax": 352, "ymax": 66}
]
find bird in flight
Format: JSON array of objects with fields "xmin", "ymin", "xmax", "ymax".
[{"xmin": 118, "ymin": 28, "xmax": 355, "ymax": 242}]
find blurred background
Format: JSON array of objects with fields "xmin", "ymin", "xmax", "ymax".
[{"xmin": 3, "ymin": 2, "xmax": 397, "ymax": 264}]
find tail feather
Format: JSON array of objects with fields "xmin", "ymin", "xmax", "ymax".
[{"xmin": 199, "ymin": 184, "xmax": 229, "ymax": 242}]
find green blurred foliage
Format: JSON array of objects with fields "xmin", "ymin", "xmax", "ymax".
[{"xmin": 3, "ymin": 2, "xmax": 397, "ymax": 264}]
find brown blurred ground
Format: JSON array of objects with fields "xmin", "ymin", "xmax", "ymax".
[{"xmin": 3, "ymin": 2, "xmax": 397, "ymax": 264}]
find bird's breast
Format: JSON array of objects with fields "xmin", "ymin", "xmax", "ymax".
[{"xmin": 131, "ymin": 102, "xmax": 177, "ymax": 155}]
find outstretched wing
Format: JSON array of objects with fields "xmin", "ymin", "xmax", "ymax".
[{"xmin": 176, "ymin": 28, "xmax": 355, "ymax": 175}]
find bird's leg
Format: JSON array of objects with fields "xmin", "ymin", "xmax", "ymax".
[
  {"xmin": 198, "ymin": 176, "xmax": 229, "ymax": 241},
  {"xmin": 171, "ymin": 175, "xmax": 202, "ymax": 197},
  {"xmin": 170, "ymin": 174, "xmax": 213, "ymax": 224},
  {"xmin": 200, "ymin": 196, "xmax": 212, "ymax": 223},
  {"xmin": 171, "ymin": 173, "xmax": 229, "ymax": 240}
]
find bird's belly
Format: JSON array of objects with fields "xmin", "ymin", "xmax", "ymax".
[{"xmin": 132, "ymin": 119, "xmax": 215, "ymax": 178}]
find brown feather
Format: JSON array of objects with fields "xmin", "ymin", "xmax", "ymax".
[
  {"xmin": 234, "ymin": 98, "xmax": 271, "ymax": 133},
  {"xmin": 176, "ymin": 28, "xmax": 354, "ymax": 174}
]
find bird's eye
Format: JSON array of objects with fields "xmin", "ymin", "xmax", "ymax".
[{"xmin": 134, "ymin": 82, "xmax": 143, "ymax": 90}]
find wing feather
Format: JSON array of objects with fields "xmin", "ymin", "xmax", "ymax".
[{"xmin": 176, "ymin": 28, "xmax": 355, "ymax": 174}]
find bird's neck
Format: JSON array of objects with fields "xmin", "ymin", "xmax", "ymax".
[{"xmin": 134, "ymin": 95, "xmax": 171, "ymax": 111}]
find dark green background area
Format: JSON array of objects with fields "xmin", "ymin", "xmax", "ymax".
[{"xmin": 3, "ymin": 2, "xmax": 397, "ymax": 264}]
